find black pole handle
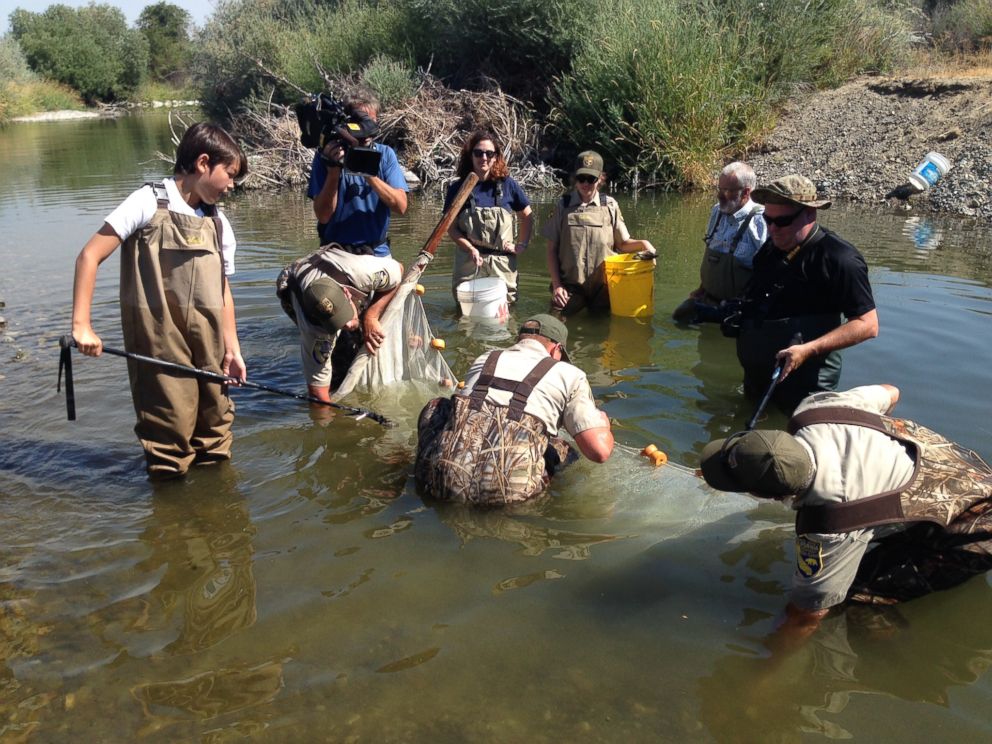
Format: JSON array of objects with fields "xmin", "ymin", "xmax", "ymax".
[
  {"xmin": 746, "ymin": 332, "xmax": 803, "ymax": 430},
  {"xmin": 58, "ymin": 335, "xmax": 76, "ymax": 421},
  {"xmin": 58, "ymin": 336, "xmax": 393, "ymax": 427}
]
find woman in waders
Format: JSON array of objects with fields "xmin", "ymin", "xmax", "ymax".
[
  {"xmin": 444, "ymin": 130, "xmax": 533, "ymax": 304},
  {"xmin": 543, "ymin": 150, "xmax": 656, "ymax": 316}
]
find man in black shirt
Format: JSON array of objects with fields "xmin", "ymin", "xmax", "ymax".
[{"xmin": 732, "ymin": 174, "xmax": 878, "ymax": 412}]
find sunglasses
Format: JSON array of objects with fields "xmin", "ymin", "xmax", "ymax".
[
  {"xmin": 575, "ymin": 174, "xmax": 598, "ymax": 184},
  {"xmin": 472, "ymin": 148, "xmax": 497, "ymax": 159},
  {"xmin": 764, "ymin": 207, "xmax": 807, "ymax": 228}
]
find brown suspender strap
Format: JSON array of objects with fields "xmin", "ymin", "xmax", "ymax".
[
  {"xmin": 789, "ymin": 406, "xmax": 913, "ymax": 534},
  {"xmin": 468, "ymin": 352, "xmax": 503, "ymax": 409},
  {"xmin": 787, "ymin": 406, "xmax": 892, "ymax": 435},
  {"xmin": 468, "ymin": 352, "xmax": 559, "ymax": 420}
]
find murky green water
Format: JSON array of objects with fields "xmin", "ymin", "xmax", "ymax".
[{"xmin": 2, "ymin": 114, "xmax": 991, "ymax": 742}]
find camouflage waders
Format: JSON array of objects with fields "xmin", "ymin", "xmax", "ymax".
[
  {"xmin": 789, "ymin": 406, "xmax": 992, "ymax": 604},
  {"xmin": 415, "ymin": 352, "xmax": 577, "ymax": 505},
  {"xmin": 120, "ymin": 183, "xmax": 233, "ymax": 476}
]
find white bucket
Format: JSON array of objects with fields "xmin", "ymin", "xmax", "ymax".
[
  {"xmin": 455, "ymin": 277, "xmax": 508, "ymax": 320},
  {"xmin": 908, "ymin": 151, "xmax": 951, "ymax": 192}
]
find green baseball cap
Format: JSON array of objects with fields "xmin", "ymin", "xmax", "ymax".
[
  {"xmin": 519, "ymin": 313, "xmax": 571, "ymax": 362},
  {"xmin": 752, "ymin": 174, "xmax": 831, "ymax": 209},
  {"xmin": 574, "ymin": 150, "xmax": 604, "ymax": 178},
  {"xmin": 699, "ymin": 430, "xmax": 814, "ymax": 497},
  {"xmin": 301, "ymin": 277, "xmax": 355, "ymax": 333}
]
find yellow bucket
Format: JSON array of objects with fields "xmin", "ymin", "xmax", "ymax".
[{"xmin": 604, "ymin": 254, "xmax": 654, "ymax": 318}]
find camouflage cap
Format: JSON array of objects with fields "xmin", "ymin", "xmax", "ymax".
[
  {"xmin": 751, "ymin": 174, "xmax": 832, "ymax": 209},
  {"xmin": 700, "ymin": 430, "xmax": 814, "ymax": 497},
  {"xmin": 301, "ymin": 277, "xmax": 355, "ymax": 334},
  {"xmin": 519, "ymin": 313, "xmax": 571, "ymax": 362},
  {"xmin": 574, "ymin": 150, "xmax": 604, "ymax": 178}
]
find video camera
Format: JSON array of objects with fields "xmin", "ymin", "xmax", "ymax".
[{"xmin": 294, "ymin": 93, "xmax": 382, "ymax": 177}]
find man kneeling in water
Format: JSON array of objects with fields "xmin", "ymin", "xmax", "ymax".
[{"xmin": 415, "ymin": 314, "xmax": 614, "ymax": 505}]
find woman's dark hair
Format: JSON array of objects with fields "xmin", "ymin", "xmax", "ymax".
[
  {"xmin": 456, "ymin": 129, "xmax": 509, "ymax": 180},
  {"xmin": 174, "ymin": 122, "xmax": 248, "ymax": 179}
]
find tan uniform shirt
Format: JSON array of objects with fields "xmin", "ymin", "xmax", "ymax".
[
  {"xmin": 460, "ymin": 338, "xmax": 604, "ymax": 437},
  {"xmin": 542, "ymin": 192, "xmax": 630, "ymax": 286},
  {"xmin": 292, "ymin": 247, "xmax": 402, "ymax": 388}
]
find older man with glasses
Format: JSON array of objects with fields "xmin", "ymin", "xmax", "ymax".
[
  {"xmin": 673, "ymin": 161, "xmax": 767, "ymax": 324},
  {"xmin": 723, "ymin": 174, "xmax": 879, "ymax": 413}
]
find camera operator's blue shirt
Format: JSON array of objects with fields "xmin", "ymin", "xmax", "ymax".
[{"xmin": 307, "ymin": 143, "xmax": 408, "ymax": 256}]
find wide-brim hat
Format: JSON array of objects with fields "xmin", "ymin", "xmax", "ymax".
[
  {"xmin": 519, "ymin": 313, "xmax": 571, "ymax": 362},
  {"xmin": 574, "ymin": 150, "xmax": 604, "ymax": 178},
  {"xmin": 301, "ymin": 277, "xmax": 355, "ymax": 334},
  {"xmin": 700, "ymin": 430, "xmax": 814, "ymax": 497},
  {"xmin": 752, "ymin": 174, "xmax": 832, "ymax": 209}
]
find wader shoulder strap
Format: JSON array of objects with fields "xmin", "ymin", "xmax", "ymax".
[
  {"xmin": 145, "ymin": 181, "xmax": 169, "ymax": 208},
  {"xmin": 789, "ymin": 405, "xmax": 918, "ymax": 534},
  {"xmin": 469, "ymin": 353, "xmax": 559, "ymax": 420},
  {"xmin": 704, "ymin": 211, "xmax": 722, "ymax": 243},
  {"xmin": 732, "ymin": 211, "xmax": 756, "ymax": 250}
]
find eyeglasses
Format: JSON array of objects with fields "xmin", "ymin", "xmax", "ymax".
[
  {"xmin": 764, "ymin": 208, "xmax": 808, "ymax": 228},
  {"xmin": 472, "ymin": 149, "xmax": 497, "ymax": 159},
  {"xmin": 575, "ymin": 174, "xmax": 598, "ymax": 184},
  {"xmin": 717, "ymin": 186, "xmax": 742, "ymax": 196}
]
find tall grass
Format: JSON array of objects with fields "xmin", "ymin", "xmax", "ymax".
[
  {"xmin": 550, "ymin": 0, "xmax": 913, "ymax": 187},
  {"xmin": 0, "ymin": 36, "xmax": 82, "ymax": 123},
  {"xmin": 931, "ymin": 0, "xmax": 992, "ymax": 51}
]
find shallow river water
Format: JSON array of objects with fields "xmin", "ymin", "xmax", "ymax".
[{"xmin": 1, "ymin": 114, "xmax": 991, "ymax": 742}]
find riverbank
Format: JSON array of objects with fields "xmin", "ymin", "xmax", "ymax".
[{"xmin": 747, "ymin": 70, "xmax": 992, "ymax": 221}]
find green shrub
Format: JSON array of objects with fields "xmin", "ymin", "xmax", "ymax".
[
  {"xmin": 359, "ymin": 55, "xmax": 417, "ymax": 108},
  {"xmin": 0, "ymin": 35, "xmax": 35, "ymax": 83},
  {"xmin": 931, "ymin": 0, "xmax": 992, "ymax": 50},
  {"xmin": 395, "ymin": 0, "xmax": 592, "ymax": 100},
  {"xmin": 138, "ymin": 2, "xmax": 194, "ymax": 83},
  {"xmin": 195, "ymin": 0, "xmax": 413, "ymax": 118},
  {"xmin": 9, "ymin": 4, "xmax": 149, "ymax": 102}
]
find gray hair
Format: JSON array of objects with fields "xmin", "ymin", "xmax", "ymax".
[{"xmin": 720, "ymin": 161, "xmax": 756, "ymax": 191}]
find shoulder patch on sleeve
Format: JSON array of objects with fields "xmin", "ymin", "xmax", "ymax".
[{"xmin": 796, "ymin": 536, "xmax": 824, "ymax": 577}]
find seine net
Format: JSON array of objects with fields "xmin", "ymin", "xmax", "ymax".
[{"xmin": 333, "ymin": 174, "xmax": 478, "ymax": 401}]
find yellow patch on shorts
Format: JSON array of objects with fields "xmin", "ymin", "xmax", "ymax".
[{"xmin": 796, "ymin": 536, "xmax": 823, "ymax": 577}]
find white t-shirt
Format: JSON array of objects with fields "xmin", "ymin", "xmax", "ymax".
[{"xmin": 104, "ymin": 178, "xmax": 237, "ymax": 276}]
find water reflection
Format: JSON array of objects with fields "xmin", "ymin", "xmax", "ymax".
[
  {"xmin": 698, "ymin": 581, "xmax": 992, "ymax": 743},
  {"xmin": 89, "ymin": 474, "xmax": 257, "ymax": 656}
]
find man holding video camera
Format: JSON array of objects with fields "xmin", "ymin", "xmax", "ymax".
[{"xmin": 307, "ymin": 90, "xmax": 408, "ymax": 257}]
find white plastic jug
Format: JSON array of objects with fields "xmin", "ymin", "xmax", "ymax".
[
  {"xmin": 455, "ymin": 277, "xmax": 508, "ymax": 321},
  {"xmin": 908, "ymin": 151, "xmax": 951, "ymax": 192}
]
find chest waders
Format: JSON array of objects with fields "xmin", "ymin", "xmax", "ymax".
[
  {"xmin": 789, "ymin": 406, "xmax": 992, "ymax": 604},
  {"xmin": 120, "ymin": 183, "xmax": 233, "ymax": 476},
  {"xmin": 699, "ymin": 211, "xmax": 756, "ymax": 302},
  {"xmin": 452, "ymin": 180, "xmax": 519, "ymax": 302},
  {"xmin": 415, "ymin": 351, "xmax": 578, "ymax": 504},
  {"xmin": 736, "ymin": 228, "xmax": 842, "ymax": 410},
  {"xmin": 556, "ymin": 194, "xmax": 615, "ymax": 312}
]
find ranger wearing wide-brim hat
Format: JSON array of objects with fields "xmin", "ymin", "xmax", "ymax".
[{"xmin": 727, "ymin": 173, "xmax": 879, "ymax": 413}]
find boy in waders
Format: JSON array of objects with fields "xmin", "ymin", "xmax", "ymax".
[{"xmin": 71, "ymin": 122, "xmax": 248, "ymax": 480}]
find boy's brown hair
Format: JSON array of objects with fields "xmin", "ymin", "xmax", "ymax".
[{"xmin": 174, "ymin": 122, "xmax": 248, "ymax": 180}]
